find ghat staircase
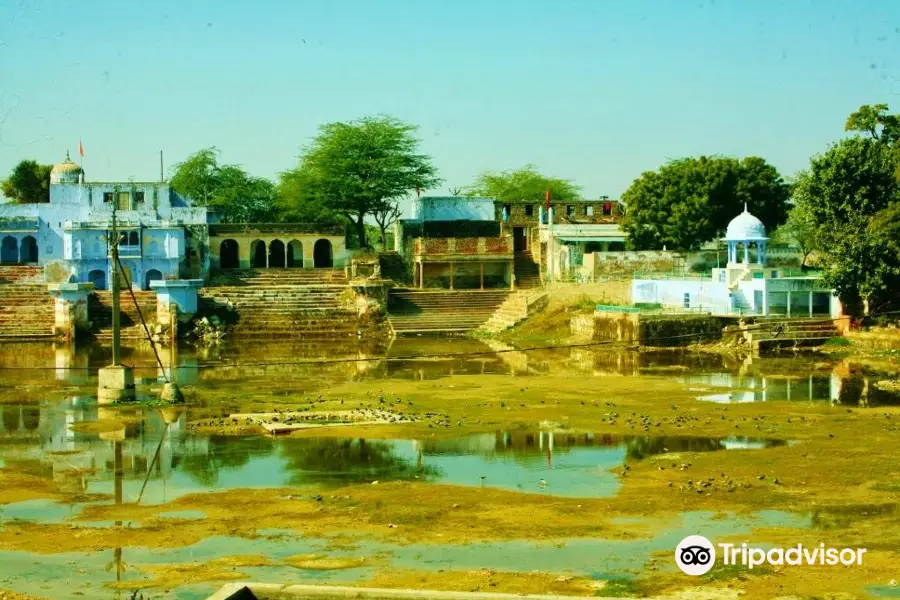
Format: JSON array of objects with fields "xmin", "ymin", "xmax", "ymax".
[
  {"xmin": 514, "ymin": 251, "xmax": 542, "ymax": 289},
  {"xmin": 0, "ymin": 266, "xmax": 55, "ymax": 339},
  {"xmin": 201, "ymin": 268, "xmax": 365, "ymax": 338},
  {"xmin": 745, "ymin": 317, "xmax": 840, "ymax": 354},
  {"xmin": 387, "ymin": 289, "xmax": 509, "ymax": 336},
  {"xmin": 89, "ymin": 291, "xmax": 158, "ymax": 339}
]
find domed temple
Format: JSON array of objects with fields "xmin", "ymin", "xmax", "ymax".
[{"xmin": 632, "ymin": 206, "xmax": 839, "ymax": 317}]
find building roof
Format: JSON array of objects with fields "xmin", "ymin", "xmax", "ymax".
[
  {"xmin": 50, "ymin": 152, "xmax": 84, "ymax": 176},
  {"xmin": 209, "ymin": 223, "xmax": 345, "ymax": 236},
  {"xmin": 725, "ymin": 204, "xmax": 767, "ymax": 241}
]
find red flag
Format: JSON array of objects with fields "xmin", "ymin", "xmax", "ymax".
[{"xmin": 79, "ymin": 141, "xmax": 84, "ymax": 157}]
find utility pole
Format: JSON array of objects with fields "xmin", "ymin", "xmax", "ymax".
[
  {"xmin": 98, "ymin": 193, "xmax": 135, "ymax": 404},
  {"xmin": 110, "ymin": 200, "xmax": 121, "ymax": 366}
]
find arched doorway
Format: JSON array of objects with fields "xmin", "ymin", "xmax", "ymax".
[
  {"xmin": 145, "ymin": 269, "xmax": 163, "ymax": 289},
  {"xmin": 219, "ymin": 239, "xmax": 239, "ymax": 269},
  {"xmin": 21, "ymin": 407, "xmax": 39, "ymax": 431},
  {"xmin": 269, "ymin": 240, "xmax": 286, "ymax": 268},
  {"xmin": 2, "ymin": 407, "xmax": 18, "ymax": 431},
  {"xmin": 20, "ymin": 236, "xmax": 38, "ymax": 263},
  {"xmin": 313, "ymin": 239, "xmax": 333, "ymax": 268},
  {"xmin": 88, "ymin": 269, "xmax": 107, "ymax": 291},
  {"xmin": 287, "ymin": 240, "xmax": 303, "ymax": 268},
  {"xmin": 250, "ymin": 240, "xmax": 267, "ymax": 268},
  {"xmin": 1, "ymin": 236, "xmax": 17, "ymax": 263}
]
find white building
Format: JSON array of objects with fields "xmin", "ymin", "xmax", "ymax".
[
  {"xmin": 632, "ymin": 206, "xmax": 841, "ymax": 317},
  {"xmin": 0, "ymin": 153, "xmax": 208, "ymax": 289},
  {"xmin": 538, "ymin": 203, "xmax": 627, "ymax": 281}
]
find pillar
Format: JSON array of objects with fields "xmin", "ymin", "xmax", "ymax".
[
  {"xmin": 418, "ymin": 262, "xmax": 424, "ymax": 289},
  {"xmin": 265, "ymin": 241, "xmax": 270, "ymax": 268},
  {"xmin": 480, "ymin": 263, "xmax": 484, "ymax": 290},
  {"xmin": 786, "ymin": 290, "xmax": 792, "ymax": 317},
  {"xmin": 150, "ymin": 279, "xmax": 203, "ymax": 325},
  {"xmin": 450, "ymin": 262, "xmax": 455, "ymax": 290},
  {"xmin": 809, "ymin": 291, "xmax": 813, "ymax": 317},
  {"xmin": 48, "ymin": 283, "xmax": 94, "ymax": 340},
  {"xmin": 743, "ymin": 242, "xmax": 749, "ymax": 264},
  {"xmin": 509, "ymin": 262, "xmax": 515, "ymax": 290}
]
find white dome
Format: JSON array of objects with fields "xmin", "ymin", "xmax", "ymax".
[{"xmin": 725, "ymin": 204, "xmax": 767, "ymax": 241}]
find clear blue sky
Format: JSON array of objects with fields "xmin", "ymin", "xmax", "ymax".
[{"xmin": 2, "ymin": 0, "xmax": 899, "ymax": 208}]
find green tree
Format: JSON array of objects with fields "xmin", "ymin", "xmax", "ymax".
[
  {"xmin": 620, "ymin": 156, "xmax": 790, "ymax": 250},
  {"xmin": 464, "ymin": 164, "xmax": 580, "ymax": 202},
  {"xmin": 771, "ymin": 202, "xmax": 818, "ymax": 267},
  {"xmin": 1, "ymin": 160, "xmax": 53, "ymax": 203},
  {"xmin": 170, "ymin": 147, "xmax": 277, "ymax": 223},
  {"xmin": 281, "ymin": 116, "xmax": 441, "ymax": 248},
  {"xmin": 845, "ymin": 103, "xmax": 900, "ymax": 145},
  {"xmin": 274, "ymin": 167, "xmax": 343, "ymax": 226},
  {"xmin": 792, "ymin": 136, "xmax": 900, "ymax": 315}
]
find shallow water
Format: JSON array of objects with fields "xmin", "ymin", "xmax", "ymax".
[
  {"xmin": 0, "ymin": 338, "xmax": 893, "ymax": 598},
  {"xmin": 0, "ymin": 510, "xmax": 811, "ymax": 600}
]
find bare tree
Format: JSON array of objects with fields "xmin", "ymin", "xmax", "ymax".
[{"xmin": 372, "ymin": 198, "xmax": 403, "ymax": 251}]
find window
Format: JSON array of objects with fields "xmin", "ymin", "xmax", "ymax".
[
  {"xmin": 683, "ymin": 293, "xmax": 691, "ymax": 308},
  {"xmin": 117, "ymin": 192, "xmax": 131, "ymax": 211},
  {"xmin": 602, "ymin": 202, "xmax": 613, "ymax": 216},
  {"xmin": 585, "ymin": 205, "xmax": 594, "ymax": 216},
  {"xmin": 103, "ymin": 192, "xmax": 113, "ymax": 203},
  {"xmin": 566, "ymin": 205, "xmax": 575, "ymax": 217},
  {"xmin": 128, "ymin": 231, "xmax": 139, "ymax": 246},
  {"xmin": 134, "ymin": 191, "xmax": 145, "ymax": 204},
  {"xmin": 525, "ymin": 204, "xmax": 534, "ymax": 217}
]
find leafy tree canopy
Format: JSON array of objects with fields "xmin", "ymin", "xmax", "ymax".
[
  {"xmin": 1, "ymin": 160, "xmax": 53, "ymax": 203},
  {"xmin": 620, "ymin": 156, "xmax": 790, "ymax": 251},
  {"xmin": 464, "ymin": 164, "xmax": 581, "ymax": 203},
  {"xmin": 845, "ymin": 103, "xmax": 900, "ymax": 146},
  {"xmin": 281, "ymin": 116, "xmax": 441, "ymax": 248},
  {"xmin": 170, "ymin": 147, "xmax": 277, "ymax": 223},
  {"xmin": 793, "ymin": 135, "xmax": 900, "ymax": 314},
  {"xmin": 770, "ymin": 201, "xmax": 818, "ymax": 267}
]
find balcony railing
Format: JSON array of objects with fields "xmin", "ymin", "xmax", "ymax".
[{"xmin": 413, "ymin": 236, "xmax": 512, "ymax": 257}]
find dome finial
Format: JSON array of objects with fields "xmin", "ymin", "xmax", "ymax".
[
  {"xmin": 65, "ymin": 150, "xmax": 71, "ymax": 161},
  {"xmin": 744, "ymin": 202, "xmax": 748, "ymax": 213}
]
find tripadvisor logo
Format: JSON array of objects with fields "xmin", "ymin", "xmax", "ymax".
[
  {"xmin": 675, "ymin": 535, "xmax": 716, "ymax": 576},
  {"xmin": 675, "ymin": 535, "xmax": 868, "ymax": 575}
]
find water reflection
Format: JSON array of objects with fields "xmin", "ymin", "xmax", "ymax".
[
  {"xmin": 0, "ymin": 399, "xmax": 790, "ymax": 506},
  {"xmin": 3, "ymin": 339, "xmax": 896, "ymax": 407}
]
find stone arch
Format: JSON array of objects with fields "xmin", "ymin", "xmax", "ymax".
[
  {"xmin": 145, "ymin": 269, "xmax": 163, "ymax": 289},
  {"xmin": 88, "ymin": 269, "xmax": 107, "ymax": 290},
  {"xmin": 219, "ymin": 239, "xmax": 239, "ymax": 269},
  {"xmin": 287, "ymin": 240, "xmax": 303, "ymax": 268},
  {"xmin": 21, "ymin": 406, "xmax": 39, "ymax": 431},
  {"xmin": 313, "ymin": 239, "xmax": 333, "ymax": 268},
  {"xmin": 269, "ymin": 239, "xmax": 286, "ymax": 268},
  {"xmin": 1, "ymin": 236, "xmax": 17, "ymax": 263},
  {"xmin": 20, "ymin": 236, "xmax": 38, "ymax": 263},
  {"xmin": 250, "ymin": 239, "xmax": 267, "ymax": 268},
  {"xmin": 2, "ymin": 407, "xmax": 18, "ymax": 431}
]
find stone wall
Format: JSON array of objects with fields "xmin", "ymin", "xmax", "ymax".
[
  {"xmin": 571, "ymin": 311, "xmax": 737, "ymax": 347},
  {"xmin": 582, "ymin": 251, "xmax": 684, "ymax": 278}
]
